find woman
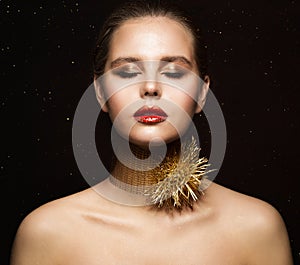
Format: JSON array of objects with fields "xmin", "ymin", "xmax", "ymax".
[{"xmin": 11, "ymin": 1, "xmax": 293, "ymax": 264}]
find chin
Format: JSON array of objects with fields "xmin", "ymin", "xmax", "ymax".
[{"xmin": 128, "ymin": 124, "xmax": 180, "ymax": 147}]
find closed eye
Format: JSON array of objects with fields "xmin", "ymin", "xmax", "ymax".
[
  {"xmin": 161, "ymin": 71, "xmax": 185, "ymax": 79},
  {"xmin": 114, "ymin": 71, "xmax": 142, "ymax": 78}
]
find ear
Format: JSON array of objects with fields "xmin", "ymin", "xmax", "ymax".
[
  {"xmin": 195, "ymin": 75, "xmax": 210, "ymax": 114},
  {"xmin": 94, "ymin": 76, "xmax": 109, "ymax": 112}
]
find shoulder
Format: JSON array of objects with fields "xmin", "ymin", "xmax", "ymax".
[
  {"xmin": 207, "ymin": 183, "xmax": 293, "ymax": 264},
  {"xmin": 13, "ymin": 188, "xmax": 99, "ymax": 234},
  {"xmin": 209, "ymin": 182, "xmax": 282, "ymax": 220},
  {"xmin": 10, "ymin": 188, "xmax": 96, "ymax": 265},
  {"xmin": 208, "ymin": 183, "xmax": 288, "ymax": 236}
]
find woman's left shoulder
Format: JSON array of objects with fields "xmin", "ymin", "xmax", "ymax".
[
  {"xmin": 207, "ymin": 182, "xmax": 293, "ymax": 264},
  {"xmin": 208, "ymin": 182, "xmax": 281, "ymax": 221}
]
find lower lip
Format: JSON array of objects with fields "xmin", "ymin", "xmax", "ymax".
[{"xmin": 135, "ymin": 115, "xmax": 167, "ymax": 124}]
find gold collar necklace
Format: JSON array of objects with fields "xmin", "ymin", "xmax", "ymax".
[{"xmin": 109, "ymin": 137, "xmax": 214, "ymax": 211}]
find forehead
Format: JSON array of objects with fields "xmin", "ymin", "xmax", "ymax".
[{"xmin": 107, "ymin": 17, "xmax": 195, "ymax": 62}]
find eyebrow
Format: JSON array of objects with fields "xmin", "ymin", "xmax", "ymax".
[
  {"xmin": 160, "ymin": 56, "xmax": 193, "ymax": 68},
  {"xmin": 110, "ymin": 56, "xmax": 193, "ymax": 69},
  {"xmin": 110, "ymin": 57, "xmax": 141, "ymax": 69}
]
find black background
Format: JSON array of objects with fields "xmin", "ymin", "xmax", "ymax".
[{"xmin": 1, "ymin": 0, "xmax": 299, "ymax": 264}]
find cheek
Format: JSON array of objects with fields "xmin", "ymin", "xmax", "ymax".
[
  {"xmin": 164, "ymin": 80, "xmax": 199, "ymax": 116},
  {"xmin": 106, "ymin": 91, "xmax": 135, "ymax": 119},
  {"xmin": 106, "ymin": 97, "xmax": 124, "ymax": 121},
  {"xmin": 169, "ymin": 93, "xmax": 197, "ymax": 116}
]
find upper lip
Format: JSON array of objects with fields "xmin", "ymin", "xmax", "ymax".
[{"xmin": 134, "ymin": 106, "xmax": 168, "ymax": 117}]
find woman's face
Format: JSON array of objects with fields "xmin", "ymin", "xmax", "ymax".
[{"xmin": 95, "ymin": 16, "xmax": 209, "ymax": 146}]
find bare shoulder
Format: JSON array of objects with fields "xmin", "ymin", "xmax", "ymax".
[
  {"xmin": 208, "ymin": 182, "xmax": 283, "ymax": 223},
  {"xmin": 15, "ymin": 188, "xmax": 95, "ymax": 231},
  {"xmin": 207, "ymin": 183, "xmax": 293, "ymax": 264},
  {"xmin": 10, "ymin": 188, "xmax": 96, "ymax": 265}
]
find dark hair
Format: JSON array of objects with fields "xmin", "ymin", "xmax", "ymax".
[{"xmin": 93, "ymin": 0, "xmax": 208, "ymax": 79}]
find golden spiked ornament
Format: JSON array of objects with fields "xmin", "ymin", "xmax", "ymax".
[{"xmin": 144, "ymin": 137, "xmax": 215, "ymax": 209}]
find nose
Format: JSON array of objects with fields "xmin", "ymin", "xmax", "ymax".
[{"xmin": 140, "ymin": 81, "xmax": 162, "ymax": 98}]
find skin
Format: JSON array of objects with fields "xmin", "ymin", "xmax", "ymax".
[
  {"xmin": 95, "ymin": 17, "xmax": 208, "ymax": 147},
  {"xmin": 10, "ymin": 17, "xmax": 293, "ymax": 265}
]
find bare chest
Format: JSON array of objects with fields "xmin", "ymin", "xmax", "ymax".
[{"xmin": 59, "ymin": 223, "xmax": 244, "ymax": 265}]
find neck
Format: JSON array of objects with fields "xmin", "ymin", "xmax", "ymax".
[
  {"xmin": 107, "ymin": 135, "xmax": 211, "ymax": 212},
  {"xmin": 110, "ymin": 140, "xmax": 181, "ymax": 194}
]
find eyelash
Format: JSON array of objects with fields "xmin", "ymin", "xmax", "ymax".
[
  {"xmin": 161, "ymin": 71, "xmax": 185, "ymax": 79},
  {"xmin": 115, "ymin": 71, "xmax": 141, "ymax": 78},
  {"xmin": 115, "ymin": 71, "xmax": 185, "ymax": 79}
]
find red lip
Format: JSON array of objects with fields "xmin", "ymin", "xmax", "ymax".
[{"xmin": 134, "ymin": 106, "xmax": 167, "ymax": 124}]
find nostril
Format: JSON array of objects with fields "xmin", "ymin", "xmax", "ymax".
[
  {"xmin": 143, "ymin": 90, "xmax": 159, "ymax": 97},
  {"xmin": 144, "ymin": 91, "xmax": 158, "ymax": 96}
]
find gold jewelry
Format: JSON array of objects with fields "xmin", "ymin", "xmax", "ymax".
[
  {"xmin": 109, "ymin": 137, "xmax": 214, "ymax": 211},
  {"xmin": 144, "ymin": 137, "xmax": 214, "ymax": 210}
]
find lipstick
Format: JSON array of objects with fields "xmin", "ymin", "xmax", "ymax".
[{"xmin": 134, "ymin": 106, "xmax": 167, "ymax": 124}]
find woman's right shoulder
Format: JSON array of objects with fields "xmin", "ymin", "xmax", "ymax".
[
  {"xmin": 10, "ymin": 188, "xmax": 97, "ymax": 264},
  {"xmin": 17, "ymin": 187, "xmax": 100, "ymax": 230}
]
